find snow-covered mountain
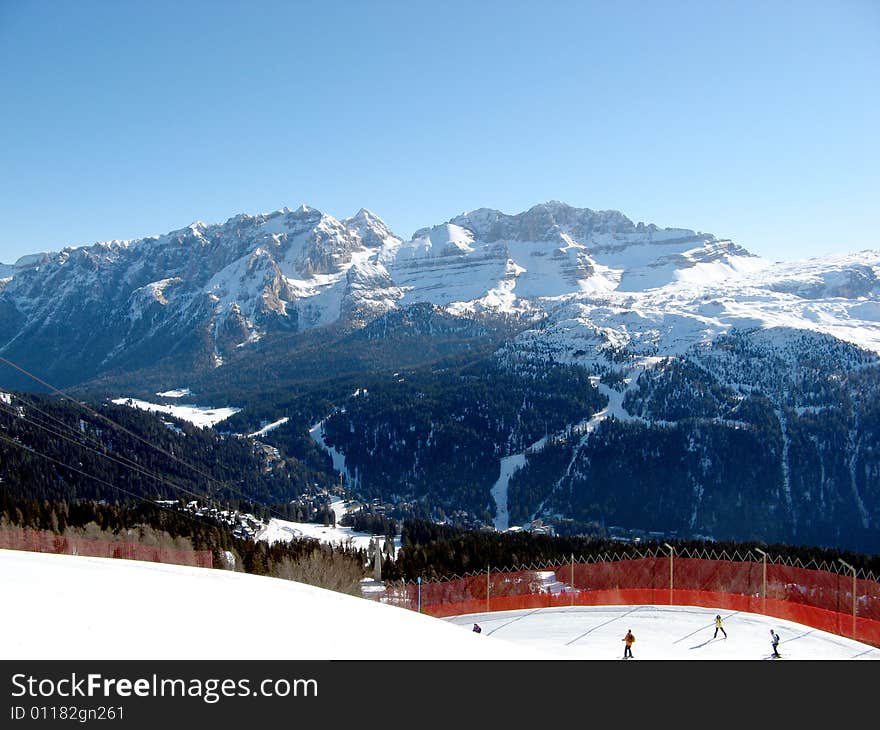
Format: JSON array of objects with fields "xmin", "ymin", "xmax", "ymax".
[
  {"xmin": 2, "ymin": 200, "xmax": 879, "ymax": 551},
  {"xmin": 0, "ymin": 204, "xmax": 405, "ymax": 383},
  {"xmin": 0, "ymin": 200, "xmax": 877, "ymax": 387}
]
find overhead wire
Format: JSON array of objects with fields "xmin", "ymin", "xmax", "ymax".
[
  {"xmin": 0, "ymin": 430, "xmax": 223, "ymax": 533},
  {"xmin": 0, "ymin": 355, "xmax": 319, "ymax": 527},
  {"xmin": 0, "ymin": 355, "xmax": 246, "ymax": 497},
  {"xmin": 0, "ymin": 398, "xmax": 220, "ymax": 508}
]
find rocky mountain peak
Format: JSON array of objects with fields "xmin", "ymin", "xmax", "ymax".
[{"xmin": 0, "ymin": 200, "xmax": 876, "ymax": 391}]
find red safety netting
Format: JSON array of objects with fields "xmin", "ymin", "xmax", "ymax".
[
  {"xmin": 377, "ymin": 556, "xmax": 880, "ymax": 647},
  {"xmin": 0, "ymin": 527, "xmax": 213, "ymax": 568}
]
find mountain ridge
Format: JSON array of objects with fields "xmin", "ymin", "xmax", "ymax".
[
  {"xmin": 0, "ymin": 199, "xmax": 877, "ymax": 389},
  {"xmin": 2, "ymin": 201, "xmax": 879, "ymax": 552}
]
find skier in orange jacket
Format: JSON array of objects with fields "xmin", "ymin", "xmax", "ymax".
[{"xmin": 622, "ymin": 629, "xmax": 635, "ymax": 658}]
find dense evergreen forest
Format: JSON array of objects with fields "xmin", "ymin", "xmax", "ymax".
[
  {"xmin": 77, "ymin": 305, "xmax": 518, "ymax": 408},
  {"xmin": 0, "ymin": 392, "xmax": 330, "ymax": 505},
  {"xmin": 318, "ymin": 359, "xmax": 605, "ymax": 518},
  {"xmin": 4, "ymin": 321, "xmax": 880, "ymax": 569},
  {"xmin": 504, "ymin": 332, "xmax": 880, "ymax": 554}
]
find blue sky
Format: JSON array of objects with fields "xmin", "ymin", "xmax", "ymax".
[{"xmin": 0, "ymin": 0, "xmax": 877, "ymax": 263}]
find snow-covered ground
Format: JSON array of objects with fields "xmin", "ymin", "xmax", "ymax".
[
  {"xmin": 155, "ymin": 388, "xmax": 192, "ymax": 398},
  {"xmin": 491, "ymin": 436, "xmax": 547, "ymax": 531},
  {"xmin": 0, "ymin": 549, "xmax": 546, "ymax": 660},
  {"xmin": 309, "ymin": 419, "xmax": 354, "ymax": 486},
  {"xmin": 492, "ymin": 377, "xmax": 643, "ymax": 530},
  {"xmin": 490, "ymin": 453, "xmax": 524, "ymax": 532},
  {"xmin": 2, "ymin": 548, "xmax": 874, "ymax": 660},
  {"xmin": 247, "ymin": 416, "xmax": 289, "ymax": 438},
  {"xmin": 445, "ymin": 604, "xmax": 879, "ymax": 660},
  {"xmin": 256, "ymin": 499, "xmax": 401, "ymax": 556},
  {"xmin": 111, "ymin": 397, "xmax": 241, "ymax": 427}
]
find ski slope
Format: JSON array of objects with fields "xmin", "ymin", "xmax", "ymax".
[
  {"xmin": 445, "ymin": 605, "xmax": 879, "ymax": 660},
  {"xmin": 0, "ymin": 549, "xmax": 545, "ymax": 660},
  {"xmin": 2, "ymin": 548, "xmax": 876, "ymax": 660}
]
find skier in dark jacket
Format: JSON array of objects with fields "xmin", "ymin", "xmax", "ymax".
[
  {"xmin": 770, "ymin": 629, "xmax": 781, "ymax": 657},
  {"xmin": 472, "ymin": 623, "xmax": 482, "ymax": 634}
]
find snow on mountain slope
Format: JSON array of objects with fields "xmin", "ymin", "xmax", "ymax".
[
  {"xmin": 344, "ymin": 207, "xmax": 403, "ymax": 261},
  {"xmin": 387, "ymin": 202, "xmax": 754, "ymax": 316},
  {"xmin": 505, "ymin": 249, "xmax": 880, "ymax": 370},
  {"xmin": 0, "ymin": 205, "xmax": 406, "ymax": 382},
  {"xmin": 0, "ymin": 200, "xmax": 877, "ymax": 387},
  {"xmin": 247, "ymin": 416, "xmax": 290, "ymax": 438},
  {"xmin": 156, "ymin": 387, "xmax": 192, "ymax": 398},
  {"xmin": 255, "ymin": 499, "xmax": 401, "ymax": 556},
  {"xmin": 110, "ymin": 397, "xmax": 241, "ymax": 428},
  {"xmin": 396, "ymin": 204, "xmax": 878, "ymax": 362},
  {"xmin": 0, "ymin": 549, "xmax": 550, "ymax": 660}
]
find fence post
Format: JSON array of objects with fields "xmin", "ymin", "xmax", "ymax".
[
  {"xmin": 754, "ymin": 548, "xmax": 767, "ymax": 614},
  {"xmin": 570, "ymin": 554, "xmax": 575, "ymax": 606},
  {"xmin": 486, "ymin": 565, "xmax": 490, "ymax": 613},
  {"xmin": 838, "ymin": 559, "xmax": 857, "ymax": 639},
  {"xmin": 663, "ymin": 543, "xmax": 674, "ymax": 605}
]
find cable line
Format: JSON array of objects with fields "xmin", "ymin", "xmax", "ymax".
[
  {"xmin": 0, "ymin": 399, "xmax": 217, "ymax": 507},
  {"xmin": 0, "ymin": 356, "xmax": 248, "ymax": 498},
  {"xmin": 0, "ymin": 356, "xmax": 311, "ymax": 523},
  {"xmin": 0, "ymin": 430, "xmax": 222, "ymax": 534}
]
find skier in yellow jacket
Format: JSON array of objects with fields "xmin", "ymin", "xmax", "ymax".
[{"xmin": 713, "ymin": 614, "xmax": 727, "ymax": 639}]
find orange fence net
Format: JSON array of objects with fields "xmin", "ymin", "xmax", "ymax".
[
  {"xmin": 378, "ymin": 556, "xmax": 880, "ymax": 647},
  {"xmin": 0, "ymin": 527, "xmax": 213, "ymax": 569}
]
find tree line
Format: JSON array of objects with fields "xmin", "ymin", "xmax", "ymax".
[
  {"xmin": 0, "ymin": 490, "xmax": 368, "ymax": 595},
  {"xmin": 382, "ymin": 518, "xmax": 880, "ymax": 582}
]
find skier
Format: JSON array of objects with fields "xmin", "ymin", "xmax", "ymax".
[
  {"xmin": 622, "ymin": 629, "xmax": 635, "ymax": 659},
  {"xmin": 713, "ymin": 614, "xmax": 727, "ymax": 639},
  {"xmin": 770, "ymin": 629, "xmax": 781, "ymax": 658},
  {"xmin": 472, "ymin": 623, "xmax": 482, "ymax": 634}
]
